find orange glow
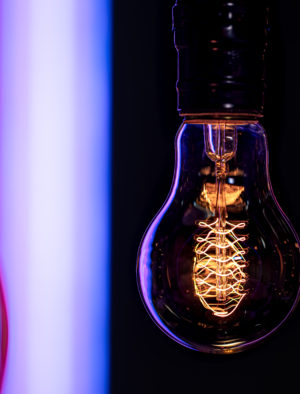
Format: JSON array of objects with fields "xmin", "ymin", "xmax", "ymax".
[
  {"xmin": 199, "ymin": 183, "xmax": 245, "ymax": 213},
  {"xmin": 195, "ymin": 123, "xmax": 248, "ymax": 317},
  {"xmin": 193, "ymin": 219, "xmax": 247, "ymax": 317},
  {"xmin": 202, "ymin": 183, "xmax": 244, "ymax": 207}
]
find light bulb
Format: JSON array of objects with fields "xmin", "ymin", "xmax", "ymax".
[
  {"xmin": 137, "ymin": 120, "xmax": 300, "ymax": 353},
  {"xmin": 136, "ymin": 1, "xmax": 300, "ymax": 353}
]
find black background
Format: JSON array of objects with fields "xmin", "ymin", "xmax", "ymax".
[{"xmin": 112, "ymin": 1, "xmax": 300, "ymax": 393}]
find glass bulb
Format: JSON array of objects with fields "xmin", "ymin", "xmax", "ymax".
[{"xmin": 136, "ymin": 120, "xmax": 300, "ymax": 354}]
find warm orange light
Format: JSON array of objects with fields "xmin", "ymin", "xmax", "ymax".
[
  {"xmin": 194, "ymin": 123, "xmax": 248, "ymax": 317},
  {"xmin": 199, "ymin": 183, "xmax": 245, "ymax": 210},
  {"xmin": 193, "ymin": 219, "xmax": 247, "ymax": 317}
]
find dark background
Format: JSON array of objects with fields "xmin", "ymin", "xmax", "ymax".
[{"xmin": 112, "ymin": 1, "xmax": 300, "ymax": 393}]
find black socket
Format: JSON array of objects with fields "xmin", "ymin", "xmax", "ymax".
[{"xmin": 173, "ymin": 0, "xmax": 269, "ymax": 117}]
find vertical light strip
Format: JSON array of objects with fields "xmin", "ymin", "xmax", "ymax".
[
  {"xmin": 0, "ymin": 1, "xmax": 30, "ymax": 392},
  {"xmin": 27, "ymin": 1, "xmax": 76, "ymax": 392},
  {"xmin": 0, "ymin": 0, "xmax": 111, "ymax": 393},
  {"xmin": 73, "ymin": 1, "xmax": 111, "ymax": 392}
]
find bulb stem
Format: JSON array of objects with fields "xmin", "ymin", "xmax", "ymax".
[{"xmin": 215, "ymin": 160, "xmax": 227, "ymax": 302}]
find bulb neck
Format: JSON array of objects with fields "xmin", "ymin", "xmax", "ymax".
[
  {"xmin": 182, "ymin": 114, "xmax": 262, "ymax": 125},
  {"xmin": 182, "ymin": 113, "xmax": 263, "ymax": 122}
]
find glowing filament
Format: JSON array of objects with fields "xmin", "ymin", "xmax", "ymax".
[{"xmin": 193, "ymin": 219, "xmax": 247, "ymax": 317}]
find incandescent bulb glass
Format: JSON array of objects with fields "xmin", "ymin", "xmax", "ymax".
[
  {"xmin": 137, "ymin": 120, "xmax": 300, "ymax": 353},
  {"xmin": 136, "ymin": 1, "xmax": 300, "ymax": 353}
]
